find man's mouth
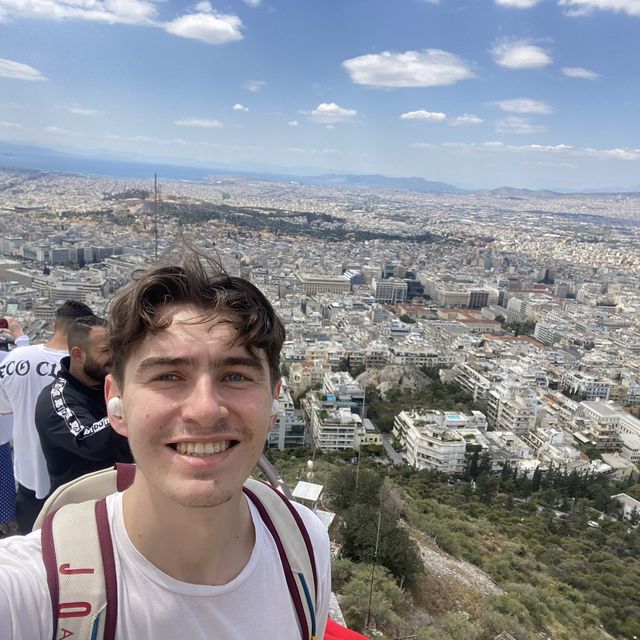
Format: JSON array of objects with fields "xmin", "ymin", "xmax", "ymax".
[{"xmin": 172, "ymin": 441, "xmax": 237, "ymax": 457}]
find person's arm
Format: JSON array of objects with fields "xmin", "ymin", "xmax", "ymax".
[
  {"xmin": 35, "ymin": 384, "xmax": 129, "ymax": 462},
  {"xmin": 6, "ymin": 316, "xmax": 27, "ymax": 342}
]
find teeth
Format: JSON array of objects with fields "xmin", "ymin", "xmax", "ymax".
[{"xmin": 175, "ymin": 441, "xmax": 231, "ymax": 456}]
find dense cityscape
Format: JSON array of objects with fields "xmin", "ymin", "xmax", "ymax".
[{"xmin": 1, "ymin": 166, "xmax": 639, "ymax": 639}]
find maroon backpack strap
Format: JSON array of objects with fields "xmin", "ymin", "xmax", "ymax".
[
  {"xmin": 115, "ymin": 463, "xmax": 136, "ymax": 491},
  {"xmin": 96, "ymin": 498, "xmax": 118, "ymax": 640},
  {"xmin": 258, "ymin": 482, "xmax": 318, "ymax": 593},
  {"xmin": 41, "ymin": 498, "xmax": 118, "ymax": 640},
  {"xmin": 244, "ymin": 485, "xmax": 310, "ymax": 640}
]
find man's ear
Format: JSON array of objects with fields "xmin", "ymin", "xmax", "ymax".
[
  {"xmin": 268, "ymin": 379, "xmax": 283, "ymax": 433},
  {"xmin": 70, "ymin": 346, "xmax": 83, "ymax": 362},
  {"xmin": 105, "ymin": 374, "xmax": 128, "ymax": 436}
]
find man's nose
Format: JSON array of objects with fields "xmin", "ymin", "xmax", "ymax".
[{"xmin": 182, "ymin": 376, "xmax": 229, "ymax": 426}]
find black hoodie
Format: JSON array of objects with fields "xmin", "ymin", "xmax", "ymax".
[{"xmin": 35, "ymin": 356, "xmax": 132, "ymax": 493}]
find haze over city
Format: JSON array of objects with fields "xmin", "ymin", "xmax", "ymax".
[{"xmin": 1, "ymin": 0, "xmax": 640, "ymax": 191}]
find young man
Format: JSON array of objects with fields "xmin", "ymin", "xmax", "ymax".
[
  {"xmin": 0, "ymin": 318, "xmax": 30, "ymax": 537},
  {"xmin": 0, "ymin": 300, "xmax": 94, "ymax": 533},
  {"xmin": 35, "ymin": 316, "xmax": 132, "ymax": 493},
  {"xmin": 0, "ymin": 257, "xmax": 331, "ymax": 639}
]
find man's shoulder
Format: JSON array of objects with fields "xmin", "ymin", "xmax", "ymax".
[
  {"xmin": 0, "ymin": 530, "xmax": 45, "ymax": 578},
  {"xmin": 0, "ymin": 531, "xmax": 50, "ymax": 639}
]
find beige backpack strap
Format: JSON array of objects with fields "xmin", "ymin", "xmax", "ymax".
[
  {"xmin": 243, "ymin": 477, "xmax": 318, "ymax": 640},
  {"xmin": 34, "ymin": 467, "xmax": 122, "ymax": 531},
  {"xmin": 41, "ymin": 499, "xmax": 118, "ymax": 640}
]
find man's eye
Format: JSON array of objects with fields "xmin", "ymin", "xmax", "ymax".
[
  {"xmin": 155, "ymin": 373, "xmax": 180, "ymax": 381},
  {"xmin": 225, "ymin": 373, "xmax": 249, "ymax": 382}
]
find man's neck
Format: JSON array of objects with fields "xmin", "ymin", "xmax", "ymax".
[
  {"xmin": 121, "ymin": 481, "xmax": 255, "ymax": 585},
  {"xmin": 45, "ymin": 333, "xmax": 67, "ymax": 351}
]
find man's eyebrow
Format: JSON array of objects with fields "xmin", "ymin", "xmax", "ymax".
[
  {"xmin": 135, "ymin": 355, "xmax": 266, "ymax": 374},
  {"xmin": 135, "ymin": 356, "xmax": 198, "ymax": 373}
]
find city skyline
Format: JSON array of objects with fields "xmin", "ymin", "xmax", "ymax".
[{"xmin": 1, "ymin": 0, "xmax": 640, "ymax": 191}]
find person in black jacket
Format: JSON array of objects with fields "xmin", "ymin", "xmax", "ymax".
[{"xmin": 35, "ymin": 316, "xmax": 132, "ymax": 494}]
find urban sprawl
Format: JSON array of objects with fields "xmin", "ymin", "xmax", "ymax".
[{"xmin": 1, "ymin": 167, "xmax": 639, "ymax": 521}]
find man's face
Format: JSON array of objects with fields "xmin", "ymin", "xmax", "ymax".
[
  {"xmin": 82, "ymin": 327, "xmax": 112, "ymax": 384},
  {"xmin": 105, "ymin": 306, "xmax": 280, "ymax": 509}
]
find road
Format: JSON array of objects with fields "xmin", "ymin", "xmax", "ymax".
[{"xmin": 381, "ymin": 433, "xmax": 403, "ymax": 466}]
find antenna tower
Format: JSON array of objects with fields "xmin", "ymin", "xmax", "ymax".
[{"xmin": 154, "ymin": 173, "xmax": 159, "ymax": 261}]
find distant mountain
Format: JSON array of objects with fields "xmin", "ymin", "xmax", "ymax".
[
  {"xmin": 1, "ymin": 139, "xmax": 639, "ymax": 196},
  {"xmin": 301, "ymin": 173, "xmax": 466, "ymax": 194},
  {"xmin": 475, "ymin": 186, "xmax": 564, "ymax": 199}
]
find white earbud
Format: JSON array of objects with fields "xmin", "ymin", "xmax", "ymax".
[
  {"xmin": 108, "ymin": 396, "xmax": 124, "ymax": 419},
  {"xmin": 271, "ymin": 399, "xmax": 280, "ymax": 416}
]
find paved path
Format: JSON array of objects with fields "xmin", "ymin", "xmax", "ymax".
[{"xmin": 381, "ymin": 433, "xmax": 403, "ymax": 466}]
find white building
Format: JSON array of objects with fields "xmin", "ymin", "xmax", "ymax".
[{"xmin": 393, "ymin": 410, "xmax": 467, "ymax": 473}]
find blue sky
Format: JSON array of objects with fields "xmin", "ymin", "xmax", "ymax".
[{"xmin": 1, "ymin": 0, "xmax": 639, "ymax": 190}]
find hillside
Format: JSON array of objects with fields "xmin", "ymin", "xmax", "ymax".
[{"xmin": 268, "ymin": 450, "xmax": 640, "ymax": 640}]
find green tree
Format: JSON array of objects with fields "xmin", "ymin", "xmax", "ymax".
[{"xmin": 338, "ymin": 563, "xmax": 406, "ymax": 634}]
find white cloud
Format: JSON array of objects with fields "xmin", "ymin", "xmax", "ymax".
[
  {"xmin": 584, "ymin": 147, "xmax": 640, "ymax": 160},
  {"xmin": 520, "ymin": 144, "xmax": 574, "ymax": 152},
  {"xmin": 0, "ymin": 121, "xmax": 21, "ymax": 128},
  {"xmin": 44, "ymin": 126, "xmax": 71, "ymax": 135},
  {"xmin": 497, "ymin": 98, "xmax": 552, "ymax": 114},
  {"xmin": 562, "ymin": 66, "xmax": 600, "ymax": 80},
  {"xmin": 343, "ymin": 49, "xmax": 474, "ymax": 88},
  {"xmin": 491, "ymin": 39, "xmax": 552, "ymax": 69},
  {"xmin": 400, "ymin": 110, "xmax": 447, "ymax": 121},
  {"xmin": 242, "ymin": 0, "xmax": 262, "ymax": 6},
  {"xmin": 0, "ymin": 0, "xmax": 157, "ymax": 25},
  {"xmin": 165, "ymin": 10, "xmax": 243, "ymax": 45},
  {"xmin": 244, "ymin": 80, "xmax": 266, "ymax": 92},
  {"xmin": 232, "ymin": 103, "xmax": 249, "ymax": 112},
  {"xmin": 450, "ymin": 114, "xmax": 483, "ymax": 126},
  {"xmin": 307, "ymin": 102, "xmax": 357, "ymax": 124},
  {"xmin": 559, "ymin": 0, "xmax": 640, "ymax": 16},
  {"xmin": 0, "ymin": 58, "xmax": 46, "ymax": 81},
  {"xmin": 106, "ymin": 133, "xmax": 189, "ymax": 145},
  {"xmin": 496, "ymin": 116, "xmax": 546, "ymax": 134},
  {"xmin": 0, "ymin": 2, "xmax": 245, "ymax": 45},
  {"xmin": 495, "ymin": 0, "xmax": 541, "ymax": 6},
  {"xmin": 59, "ymin": 103, "xmax": 102, "ymax": 116},
  {"xmin": 175, "ymin": 118, "xmax": 223, "ymax": 128},
  {"xmin": 410, "ymin": 140, "xmax": 640, "ymax": 162},
  {"xmin": 288, "ymin": 120, "xmax": 299, "ymax": 127}
]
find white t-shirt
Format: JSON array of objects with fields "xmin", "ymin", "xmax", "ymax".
[
  {"xmin": 0, "ymin": 336, "xmax": 31, "ymax": 445},
  {"xmin": 0, "ymin": 344, "xmax": 67, "ymax": 497},
  {"xmin": 0, "ymin": 492, "xmax": 331, "ymax": 640}
]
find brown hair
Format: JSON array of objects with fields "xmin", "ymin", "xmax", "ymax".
[{"xmin": 107, "ymin": 254, "xmax": 285, "ymax": 388}]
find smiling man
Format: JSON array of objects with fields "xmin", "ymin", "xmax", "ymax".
[{"xmin": 0, "ymin": 255, "xmax": 331, "ymax": 640}]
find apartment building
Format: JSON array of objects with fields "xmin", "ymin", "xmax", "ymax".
[{"xmin": 393, "ymin": 410, "xmax": 467, "ymax": 473}]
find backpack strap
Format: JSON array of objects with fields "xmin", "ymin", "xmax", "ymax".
[
  {"xmin": 39, "ymin": 468, "xmax": 318, "ymax": 640},
  {"xmin": 243, "ymin": 478, "xmax": 318, "ymax": 640},
  {"xmin": 41, "ymin": 498, "xmax": 117, "ymax": 640}
]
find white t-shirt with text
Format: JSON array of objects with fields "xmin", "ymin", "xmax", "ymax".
[
  {"xmin": 0, "ymin": 336, "xmax": 31, "ymax": 445},
  {"xmin": 0, "ymin": 344, "xmax": 67, "ymax": 497}
]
